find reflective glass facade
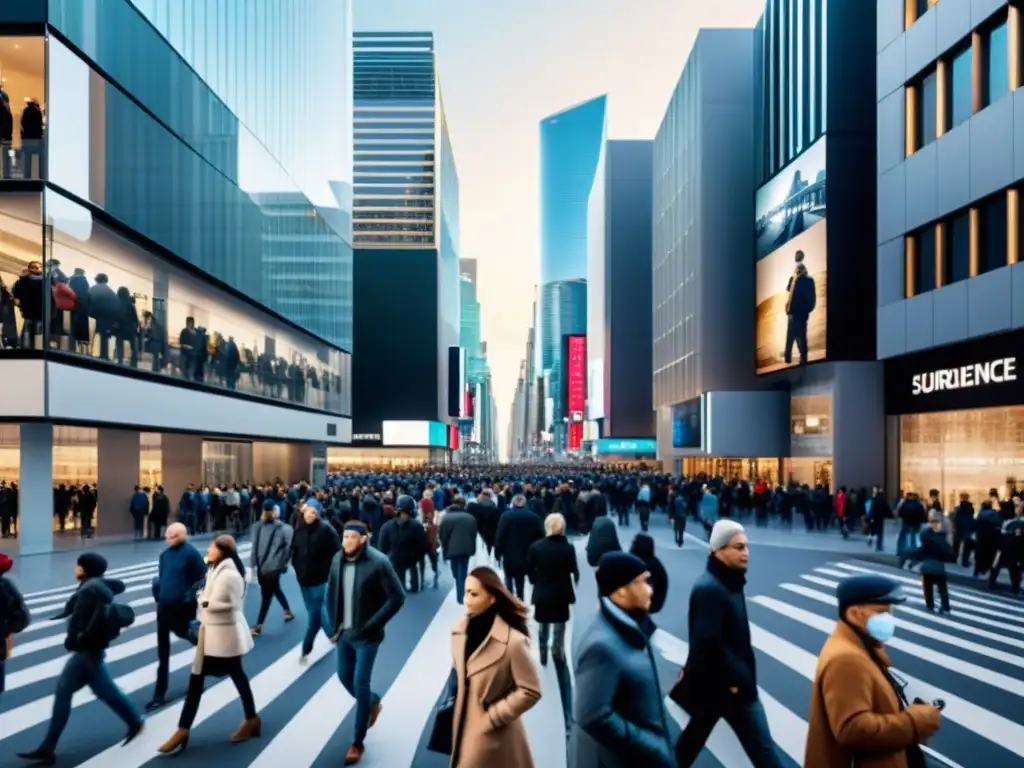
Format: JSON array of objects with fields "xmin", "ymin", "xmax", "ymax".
[
  {"xmin": 353, "ymin": 32, "xmax": 437, "ymax": 248},
  {"xmin": 540, "ymin": 278, "xmax": 587, "ymax": 431},
  {"xmin": 755, "ymin": 0, "xmax": 827, "ymax": 185},
  {"xmin": 2, "ymin": 0, "xmax": 354, "ymax": 352}
]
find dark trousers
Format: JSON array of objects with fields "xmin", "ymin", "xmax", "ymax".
[
  {"xmin": 40, "ymin": 652, "xmax": 140, "ymax": 750},
  {"xmin": 394, "ymin": 560, "xmax": 421, "ymax": 592},
  {"xmin": 504, "ymin": 570, "xmax": 526, "ymax": 601},
  {"xmin": 673, "ymin": 519, "xmax": 685, "ymax": 546},
  {"xmin": 921, "ymin": 573, "xmax": 951, "ymax": 612},
  {"xmin": 676, "ymin": 699, "xmax": 782, "ymax": 768},
  {"xmin": 419, "ymin": 549, "xmax": 439, "ymax": 586},
  {"xmin": 538, "ymin": 621, "xmax": 573, "ymax": 731},
  {"xmin": 178, "ymin": 656, "xmax": 255, "ymax": 729},
  {"xmin": 989, "ymin": 558, "xmax": 1023, "ymax": 593},
  {"xmin": 335, "ymin": 637, "xmax": 381, "ymax": 746},
  {"xmin": 784, "ymin": 315, "xmax": 808, "ymax": 365},
  {"xmin": 637, "ymin": 502, "xmax": 651, "ymax": 532},
  {"xmin": 449, "ymin": 556, "xmax": 470, "ymax": 603},
  {"xmin": 299, "ymin": 583, "xmax": 326, "ymax": 656},
  {"xmin": 154, "ymin": 603, "xmax": 197, "ymax": 698},
  {"xmin": 256, "ymin": 572, "xmax": 291, "ymax": 625}
]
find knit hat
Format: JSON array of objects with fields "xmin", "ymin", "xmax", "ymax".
[
  {"xmin": 77, "ymin": 552, "xmax": 108, "ymax": 578},
  {"xmin": 0, "ymin": 552, "xmax": 12, "ymax": 574},
  {"xmin": 596, "ymin": 551, "xmax": 648, "ymax": 597},
  {"xmin": 396, "ymin": 494, "xmax": 416, "ymax": 514},
  {"xmin": 303, "ymin": 498, "xmax": 323, "ymax": 515},
  {"xmin": 344, "ymin": 521, "xmax": 368, "ymax": 534},
  {"xmin": 709, "ymin": 520, "xmax": 745, "ymax": 551}
]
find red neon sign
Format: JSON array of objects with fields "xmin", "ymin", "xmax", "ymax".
[{"xmin": 566, "ymin": 335, "xmax": 586, "ymax": 450}]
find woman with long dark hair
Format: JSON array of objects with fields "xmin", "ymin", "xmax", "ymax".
[{"xmin": 449, "ymin": 566, "xmax": 541, "ymax": 767}]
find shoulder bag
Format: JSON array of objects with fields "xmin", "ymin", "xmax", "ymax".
[{"xmin": 426, "ymin": 667, "xmax": 457, "ymax": 754}]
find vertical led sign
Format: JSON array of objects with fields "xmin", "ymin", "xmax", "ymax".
[{"xmin": 565, "ymin": 334, "xmax": 587, "ymax": 450}]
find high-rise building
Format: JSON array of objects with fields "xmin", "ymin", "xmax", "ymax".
[
  {"xmin": 876, "ymin": 1, "xmax": 1024, "ymax": 506},
  {"xmin": 587, "ymin": 139, "xmax": 654, "ymax": 439},
  {"xmin": 0, "ymin": 0, "xmax": 354, "ymax": 553},
  {"xmin": 538, "ymin": 95, "xmax": 606, "ymax": 448},
  {"xmin": 347, "ymin": 31, "xmax": 461, "ymax": 464}
]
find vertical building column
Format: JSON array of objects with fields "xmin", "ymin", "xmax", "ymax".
[
  {"xmin": 18, "ymin": 423, "xmax": 54, "ymax": 556},
  {"xmin": 310, "ymin": 442, "xmax": 327, "ymax": 488},
  {"xmin": 1009, "ymin": 189, "xmax": 1020, "ymax": 265},
  {"xmin": 161, "ymin": 434, "xmax": 202, "ymax": 523},
  {"xmin": 1010, "ymin": 5, "xmax": 1021, "ymax": 92},
  {"xmin": 97, "ymin": 429, "xmax": 140, "ymax": 537},
  {"xmin": 290, "ymin": 443, "xmax": 314, "ymax": 485},
  {"xmin": 831, "ymin": 363, "xmax": 886, "ymax": 492}
]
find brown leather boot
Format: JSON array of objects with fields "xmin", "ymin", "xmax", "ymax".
[
  {"xmin": 230, "ymin": 716, "xmax": 262, "ymax": 743},
  {"xmin": 368, "ymin": 701, "xmax": 382, "ymax": 729},
  {"xmin": 344, "ymin": 742, "xmax": 365, "ymax": 765},
  {"xmin": 157, "ymin": 728, "xmax": 190, "ymax": 754}
]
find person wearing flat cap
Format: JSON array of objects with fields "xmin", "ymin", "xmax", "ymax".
[
  {"xmin": 673, "ymin": 520, "xmax": 782, "ymax": 767},
  {"xmin": 323, "ymin": 519, "xmax": 406, "ymax": 765},
  {"xmin": 568, "ymin": 551, "xmax": 675, "ymax": 768},
  {"xmin": 803, "ymin": 573, "xmax": 942, "ymax": 768}
]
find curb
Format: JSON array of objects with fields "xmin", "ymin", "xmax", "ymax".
[{"xmin": 851, "ymin": 553, "xmax": 1024, "ymax": 599}]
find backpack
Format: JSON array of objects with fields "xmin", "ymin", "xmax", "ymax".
[
  {"xmin": 104, "ymin": 602, "xmax": 135, "ymax": 641},
  {"xmin": 1, "ymin": 578, "xmax": 29, "ymax": 634}
]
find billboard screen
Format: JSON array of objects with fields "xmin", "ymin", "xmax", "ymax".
[
  {"xmin": 596, "ymin": 438, "xmax": 656, "ymax": 455},
  {"xmin": 565, "ymin": 334, "xmax": 587, "ymax": 450},
  {"xmin": 383, "ymin": 420, "xmax": 448, "ymax": 447},
  {"xmin": 447, "ymin": 347, "xmax": 467, "ymax": 417},
  {"xmin": 755, "ymin": 136, "xmax": 827, "ymax": 375},
  {"xmin": 672, "ymin": 396, "xmax": 702, "ymax": 449}
]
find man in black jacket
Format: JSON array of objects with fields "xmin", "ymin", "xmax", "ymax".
[
  {"xmin": 19, "ymin": 553, "xmax": 144, "ymax": 764},
  {"xmin": 292, "ymin": 500, "xmax": 341, "ymax": 662},
  {"xmin": 388, "ymin": 495, "xmax": 429, "ymax": 592},
  {"xmin": 495, "ymin": 494, "xmax": 544, "ymax": 600},
  {"xmin": 673, "ymin": 520, "xmax": 782, "ymax": 767},
  {"xmin": 323, "ymin": 521, "xmax": 405, "ymax": 766}
]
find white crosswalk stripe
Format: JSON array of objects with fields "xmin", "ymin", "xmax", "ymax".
[{"xmin": 1, "ymin": 550, "xmax": 1021, "ymax": 767}]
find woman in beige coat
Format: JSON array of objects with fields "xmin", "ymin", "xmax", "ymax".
[
  {"xmin": 157, "ymin": 535, "xmax": 260, "ymax": 755},
  {"xmin": 450, "ymin": 566, "xmax": 542, "ymax": 767}
]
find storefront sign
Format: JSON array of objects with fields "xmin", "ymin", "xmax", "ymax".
[
  {"xmin": 886, "ymin": 331, "xmax": 1024, "ymax": 414},
  {"xmin": 596, "ymin": 438, "xmax": 657, "ymax": 455},
  {"xmin": 352, "ymin": 433, "xmax": 381, "ymax": 442},
  {"xmin": 565, "ymin": 335, "xmax": 587, "ymax": 451}
]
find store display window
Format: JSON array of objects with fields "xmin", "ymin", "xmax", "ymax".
[{"xmin": 0, "ymin": 36, "xmax": 45, "ymax": 181}]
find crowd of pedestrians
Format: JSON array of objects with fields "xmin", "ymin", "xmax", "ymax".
[{"xmin": 0, "ymin": 464, "xmax": 1003, "ymax": 766}]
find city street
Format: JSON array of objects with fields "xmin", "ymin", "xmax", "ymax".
[{"xmin": 2, "ymin": 520, "xmax": 1022, "ymax": 767}]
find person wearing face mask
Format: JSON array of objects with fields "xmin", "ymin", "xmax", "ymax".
[
  {"xmin": 673, "ymin": 520, "xmax": 781, "ymax": 767},
  {"xmin": 569, "ymin": 551, "xmax": 675, "ymax": 768},
  {"xmin": 803, "ymin": 574, "xmax": 942, "ymax": 768}
]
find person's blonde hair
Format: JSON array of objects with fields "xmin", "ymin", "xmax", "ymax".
[{"xmin": 545, "ymin": 512, "xmax": 565, "ymax": 537}]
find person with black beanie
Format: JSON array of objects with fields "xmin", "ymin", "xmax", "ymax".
[{"xmin": 18, "ymin": 553, "xmax": 144, "ymax": 764}]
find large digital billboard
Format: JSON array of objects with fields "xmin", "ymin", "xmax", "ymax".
[
  {"xmin": 564, "ymin": 334, "xmax": 587, "ymax": 451},
  {"xmin": 755, "ymin": 136, "xmax": 827, "ymax": 375},
  {"xmin": 672, "ymin": 396, "xmax": 702, "ymax": 449}
]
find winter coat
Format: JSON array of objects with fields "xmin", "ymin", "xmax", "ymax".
[
  {"xmin": 526, "ymin": 534, "xmax": 578, "ymax": 624},
  {"xmin": 194, "ymin": 558, "xmax": 252, "ymax": 671},
  {"xmin": 439, "ymin": 508, "xmax": 478, "ymax": 560},
  {"xmin": 495, "ymin": 507, "xmax": 544, "ymax": 575},
  {"xmin": 586, "ymin": 516, "xmax": 621, "ymax": 567},
  {"xmin": 55, "ymin": 577, "xmax": 126, "ymax": 654},
  {"xmin": 322, "ymin": 545, "xmax": 405, "ymax": 643},
  {"xmin": 87, "ymin": 281, "xmax": 119, "ymax": 323},
  {"xmin": 568, "ymin": 598, "xmax": 674, "ymax": 768},
  {"xmin": 804, "ymin": 621, "xmax": 936, "ymax": 768},
  {"xmin": 290, "ymin": 518, "xmax": 341, "ymax": 587},
  {"xmin": 389, "ymin": 517, "xmax": 429, "ymax": 568},
  {"xmin": 450, "ymin": 614, "xmax": 541, "ymax": 768},
  {"xmin": 250, "ymin": 519, "xmax": 293, "ymax": 576}
]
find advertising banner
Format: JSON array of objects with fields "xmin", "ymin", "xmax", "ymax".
[
  {"xmin": 755, "ymin": 137, "xmax": 828, "ymax": 375},
  {"xmin": 566, "ymin": 334, "xmax": 587, "ymax": 450}
]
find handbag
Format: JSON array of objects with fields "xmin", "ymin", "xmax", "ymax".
[
  {"xmin": 427, "ymin": 668, "xmax": 457, "ymax": 755},
  {"xmin": 51, "ymin": 282, "xmax": 77, "ymax": 311}
]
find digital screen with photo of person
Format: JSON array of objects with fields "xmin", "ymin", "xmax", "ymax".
[{"xmin": 755, "ymin": 137, "xmax": 827, "ymax": 375}]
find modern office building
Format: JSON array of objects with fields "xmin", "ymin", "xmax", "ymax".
[
  {"xmin": 0, "ymin": 0, "xmax": 355, "ymax": 553},
  {"xmin": 745, "ymin": 0, "xmax": 881, "ymax": 490},
  {"xmin": 538, "ymin": 95, "xmax": 606, "ymax": 450},
  {"xmin": 459, "ymin": 259, "xmax": 498, "ymax": 461},
  {"xmin": 876, "ymin": 1, "xmax": 1024, "ymax": 506},
  {"xmin": 344, "ymin": 30, "xmax": 461, "ymax": 467},
  {"xmin": 587, "ymin": 139, "xmax": 655, "ymax": 440}
]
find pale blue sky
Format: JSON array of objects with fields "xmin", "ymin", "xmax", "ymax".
[{"xmin": 354, "ymin": 0, "xmax": 765, "ymax": 453}]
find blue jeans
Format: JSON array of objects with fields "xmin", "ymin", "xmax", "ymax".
[
  {"xmin": 676, "ymin": 699, "xmax": 781, "ymax": 767},
  {"xmin": 335, "ymin": 636, "xmax": 381, "ymax": 746},
  {"xmin": 40, "ymin": 652, "xmax": 140, "ymax": 751},
  {"xmin": 449, "ymin": 555, "xmax": 470, "ymax": 603},
  {"xmin": 300, "ymin": 583, "xmax": 326, "ymax": 656}
]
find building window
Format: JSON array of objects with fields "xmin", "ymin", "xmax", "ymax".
[
  {"xmin": 913, "ymin": 69, "xmax": 938, "ymax": 150},
  {"xmin": 983, "ymin": 19, "xmax": 1010, "ymax": 106},
  {"xmin": 905, "ymin": 0, "xmax": 931, "ymax": 30},
  {"xmin": 979, "ymin": 192, "xmax": 1009, "ymax": 273},
  {"xmin": 914, "ymin": 225, "xmax": 937, "ymax": 294},
  {"xmin": 948, "ymin": 44, "xmax": 974, "ymax": 128},
  {"xmin": 944, "ymin": 210, "xmax": 971, "ymax": 284}
]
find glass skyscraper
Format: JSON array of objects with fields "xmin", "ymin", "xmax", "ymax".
[{"xmin": 538, "ymin": 95, "xmax": 605, "ymax": 440}]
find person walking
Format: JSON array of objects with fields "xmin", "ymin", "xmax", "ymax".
[
  {"xmin": 323, "ymin": 520, "xmax": 406, "ymax": 765},
  {"xmin": 157, "ymin": 535, "xmax": 259, "ymax": 754},
  {"xmin": 419, "ymin": 495, "xmax": 441, "ymax": 589},
  {"xmin": 438, "ymin": 496, "xmax": 478, "ymax": 604},
  {"xmin": 290, "ymin": 499, "xmax": 340, "ymax": 663},
  {"xmin": 495, "ymin": 493, "xmax": 544, "ymax": 600},
  {"xmin": 672, "ymin": 520, "xmax": 782, "ymax": 767},
  {"xmin": 569, "ymin": 551, "xmax": 674, "ymax": 768},
  {"xmin": 907, "ymin": 510, "xmax": 956, "ymax": 613},
  {"xmin": 145, "ymin": 523, "xmax": 206, "ymax": 711},
  {"xmin": 629, "ymin": 533, "xmax": 668, "ymax": 614},
  {"xmin": 18, "ymin": 553, "xmax": 144, "ymax": 765},
  {"xmin": 449, "ymin": 566, "xmax": 541, "ymax": 767},
  {"xmin": 803, "ymin": 573, "xmax": 942, "ymax": 767},
  {"xmin": 249, "ymin": 501, "xmax": 294, "ymax": 636},
  {"xmin": 585, "ymin": 512, "xmax": 621, "ymax": 567},
  {"xmin": 526, "ymin": 512, "xmax": 578, "ymax": 732},
  {"xmin": 0, "ymin": 551, "xmax": 29, "ymax": 698},
  {"xmin": 389, "ymin": 495, "xmax": 430, "ymax": 592}
]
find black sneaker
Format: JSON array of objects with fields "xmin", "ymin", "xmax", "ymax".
[
  {"xmin": 123, "ymin": 719, "xmax": 144, "ymax": 746},
  {"xmin": 16, "ymin": 749, "xmax": 56, "ymax": 765}
]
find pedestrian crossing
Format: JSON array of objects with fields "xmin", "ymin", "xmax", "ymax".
[{"xmin": 2, "ymin": 543, "xmax": 1024, "ymax": 767}]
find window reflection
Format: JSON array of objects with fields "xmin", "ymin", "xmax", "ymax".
[
  {"xmin": 0, "ymin": 36, "xmax": 45, "ymax": 180},
  {"xmin": 791, "ymin": 394, "xmax": 832, "ymax": 435}
]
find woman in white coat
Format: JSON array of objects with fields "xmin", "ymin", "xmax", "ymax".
[{"xmin": 157, "ymin": 535, "xmax": 259, "ymax": 755}]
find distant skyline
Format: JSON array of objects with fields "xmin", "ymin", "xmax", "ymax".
[{"xmin": 354, "ymin": 0, "xmax": 766, "ymax": 457}]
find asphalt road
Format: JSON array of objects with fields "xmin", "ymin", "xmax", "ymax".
[{"xmin": 2, "ymin": 519, "xmax": 1022, "ymax": 767}]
